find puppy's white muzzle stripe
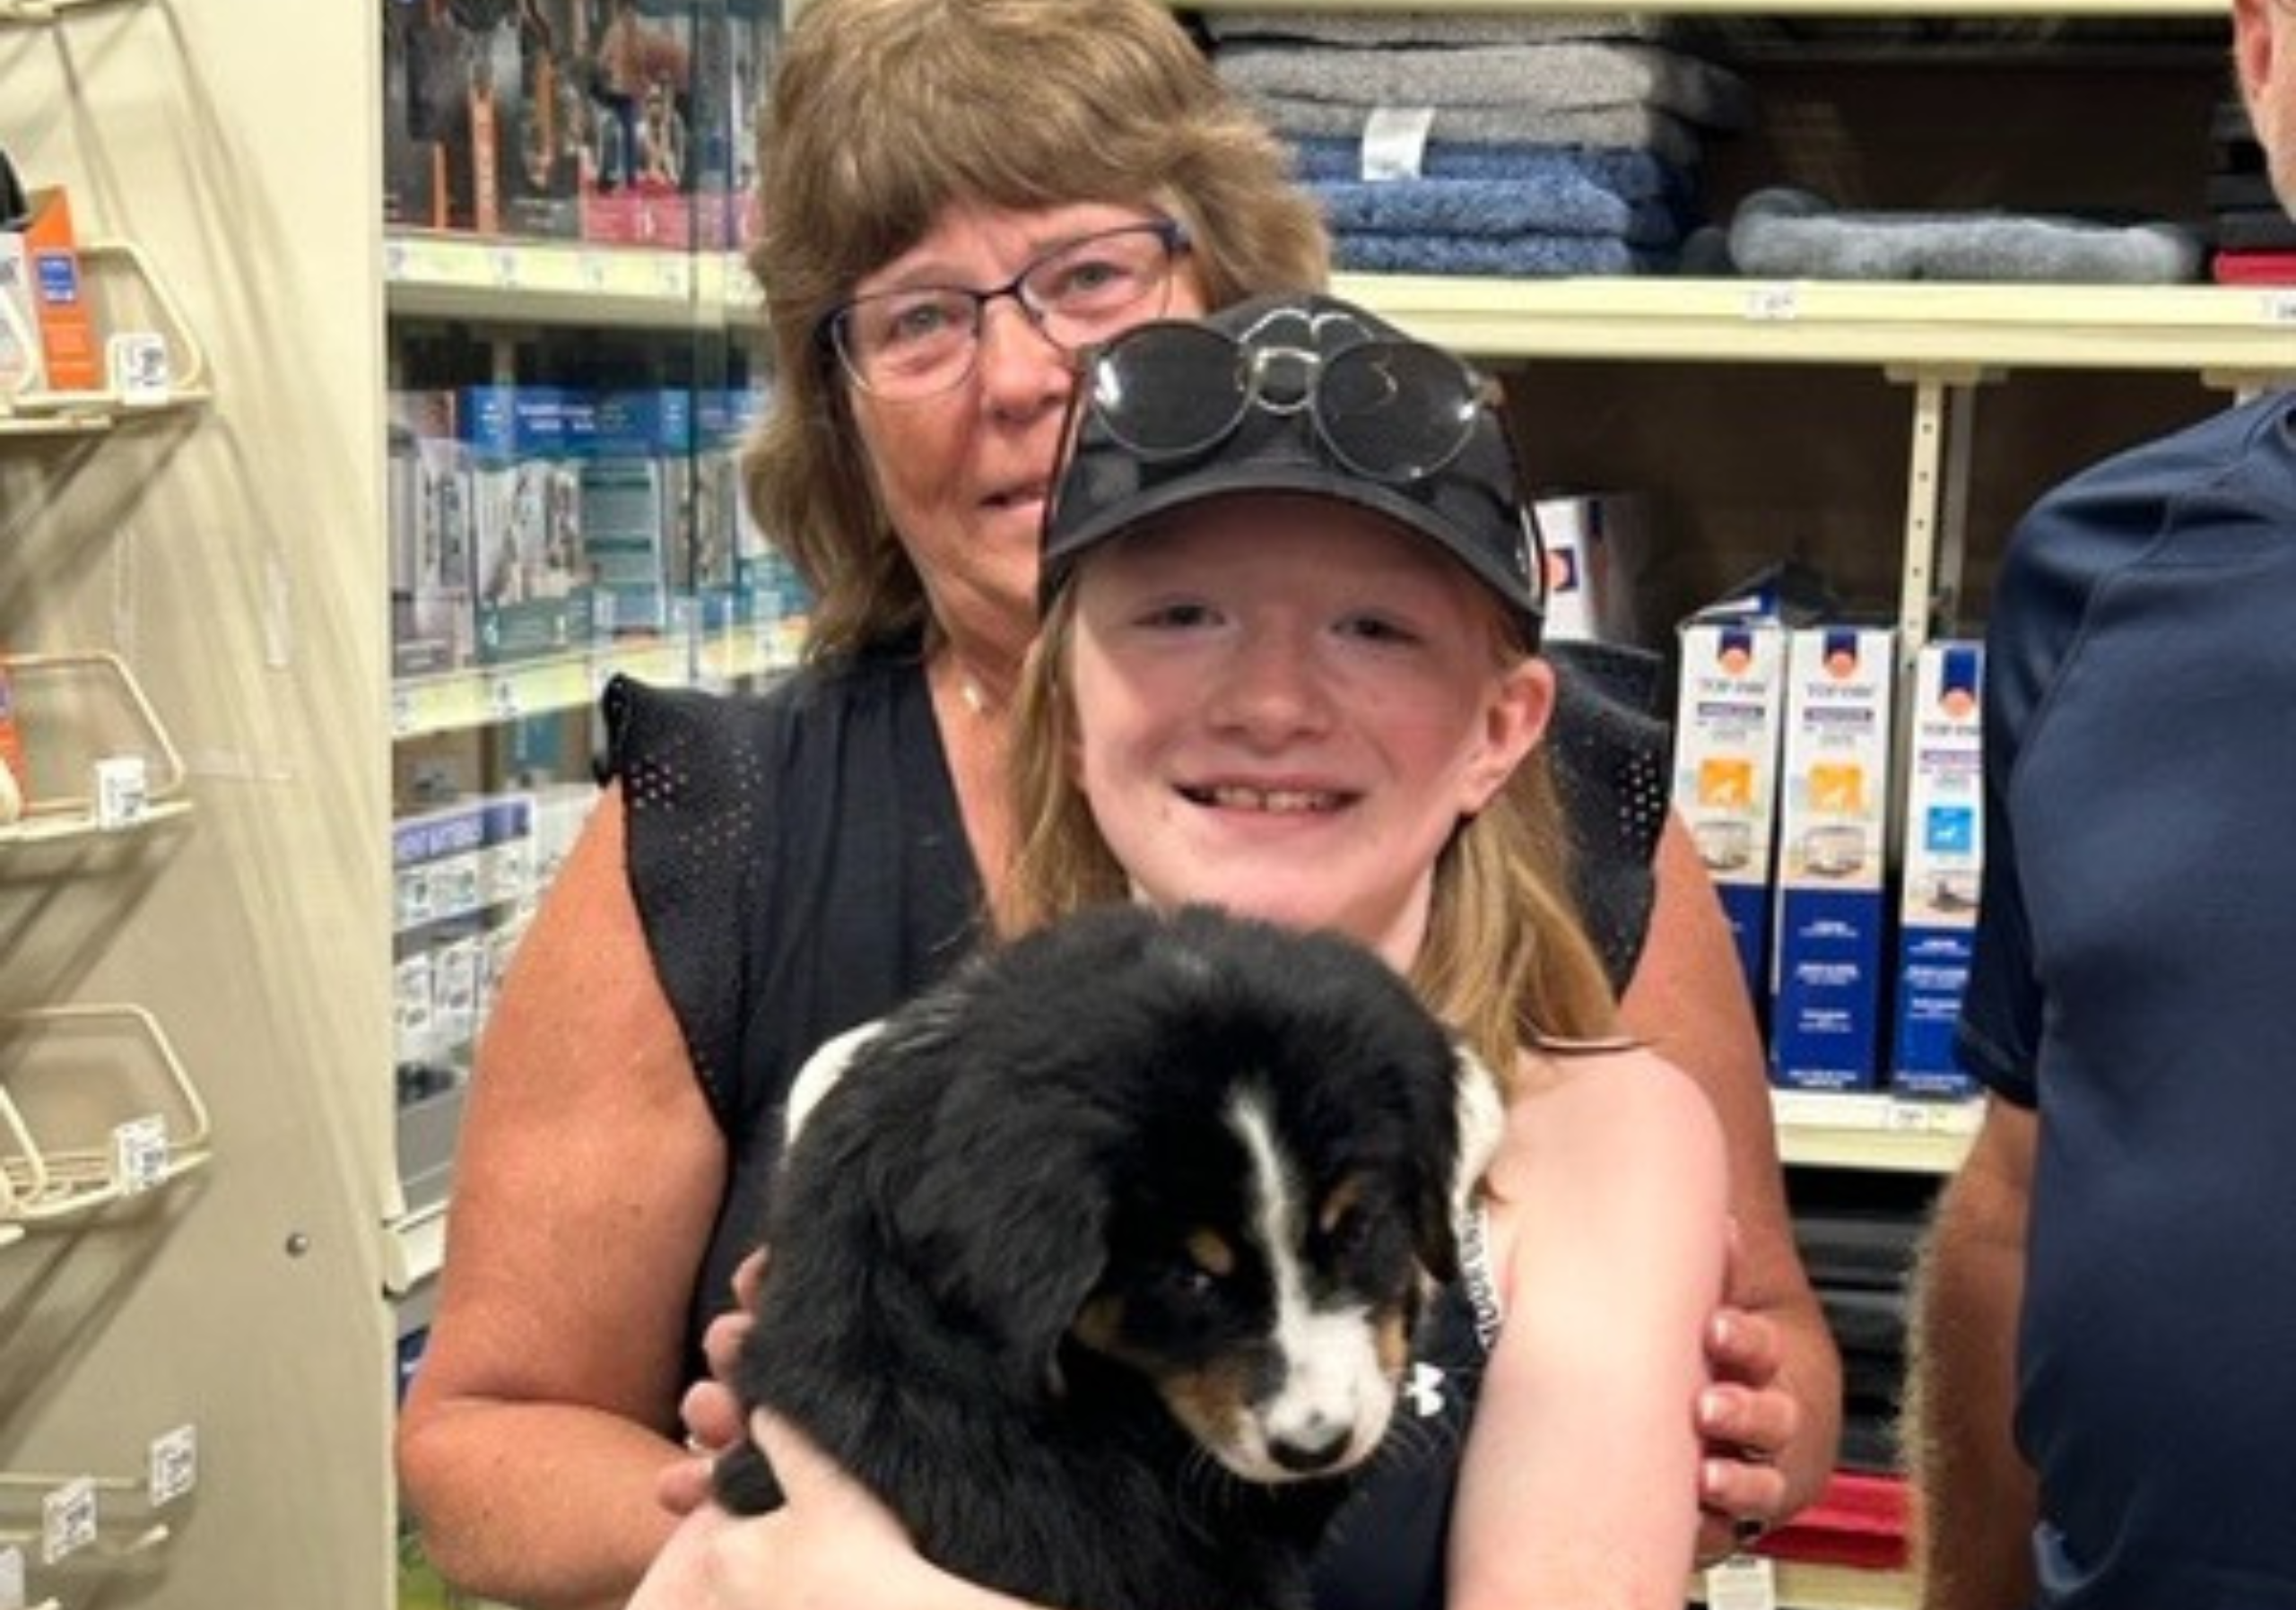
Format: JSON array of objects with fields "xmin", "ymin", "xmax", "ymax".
[{"xmin": 1229, "ymin": 1090, "xmax": 1394, "ymax": 1478}]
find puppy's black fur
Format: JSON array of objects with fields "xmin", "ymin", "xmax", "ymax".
[{"xmin": 715, "ymin": 904, "xmax": 1499, "ymax": 1610}]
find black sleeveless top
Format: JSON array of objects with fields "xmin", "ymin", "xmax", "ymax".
[{"xmin": 602, "ymin": 633, "xmax": 1670, "ymax": 1610}]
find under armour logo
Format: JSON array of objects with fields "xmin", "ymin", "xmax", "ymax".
[{"xmin": 1403, "ymin": 1362, "xmax": 1446, "ymax": 1419}]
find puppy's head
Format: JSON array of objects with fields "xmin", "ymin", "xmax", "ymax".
[{"xmin": 838, "ymin": 905, "xmax": 1503, "ymax": 1484}]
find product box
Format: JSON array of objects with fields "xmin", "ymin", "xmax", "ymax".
[
  {"xmin": 580, "ymin": 388, "xmax": 691, "ymax": 635},
  {"xmin": 4, "ymin": 187, "xmax": 100, "ymax": 393},
  {"xmin": 1532, "ymin": 490, "xmax": 1651, "ymax": 646},
  {"xmin": 463, "ymin": 385, "xmax": 592, "ymax": 663},
  {"xmin": 1671, "ymin": 614, "xmax": 1791, "ymax": 1005},
  {"xmin": 580, "ymin": 1, "xmax": 697, "ymax": 248},
  {"xmin": 689, "ymin": 387, "xmax": 752, "ymax": 631},
  {"xmin": 0, "ymin": 659, "xmax": 30, "ymax": 822},
  {"xmin": 1890, "ymin": 641, "xmax": 1986, "ymax": 1100},
  {"xmin": 389, "ymin": 389, "xmax": 476, "ymax": 675},
  {"xmin": 1770, "ymin": 624, "xmax": 1896, "ymax": 1092}
]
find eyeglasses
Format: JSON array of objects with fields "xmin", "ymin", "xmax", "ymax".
[
  {"xmin": 1077, "ymin": 310, "xmax": 1500, "ymax": 484},
  {"xmin": 823, "ymin": 220, "xmax": 1188, "ymax": 403}
]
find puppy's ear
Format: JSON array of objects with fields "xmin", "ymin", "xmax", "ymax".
[
  {"xmin": 1416, "ymin": 1045, "xmax": 1508, "ymax": 1284},
  {"xmin": 889, "ymin": 1092, "xmax": 1114, "ymax": 1406}
]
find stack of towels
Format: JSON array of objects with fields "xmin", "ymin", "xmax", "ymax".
[{"xmin": 1205, "ymin": 12, "xmax": 1750, "ymax": 277}]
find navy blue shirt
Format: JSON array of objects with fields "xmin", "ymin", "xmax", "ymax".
[{"xmin": 1958, "ymin": 389, "xmax": 2296, "ymax": 1607}]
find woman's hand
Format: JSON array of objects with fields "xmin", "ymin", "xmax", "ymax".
[{"xmin": 658, "ymin": 1249, "xmax": 768, "ymax": 1517}]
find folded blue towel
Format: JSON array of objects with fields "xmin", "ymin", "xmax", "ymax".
[
  {"xmin": 1218, "ymin": 41, "xmax": 1752, "ymax": 130},
  {"xmin": 1728, "ymin": 187, "xmax": 2205, "ymax": 283},
  {"xmin": 1290, "ymin": 135, "xmax": 1679, "ymax": 203},
  {"xmin": 1246, "ymin": 91, "xmax": 1709, "ymax": 171},
  {"xmin": 1311, "ymin": 178, "xmax": 1681, "ymax": 248},
  {"xmin": 1335, "ymin": 231, "xmax": 1673, "ymax": 277}
]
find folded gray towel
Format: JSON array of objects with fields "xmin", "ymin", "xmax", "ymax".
[
  {"xmin": 1335, "ymin": 230, "xmax": 1670, "ymax": 277},
  {"xmin": 1218, "ymin": 41, "xmax": 1751, "ymax": 130},
  {"xmin": 1727, "ymin": 187, "xmax": 2204, "ymax": 283},
  {"xmin": 1203, "ymin": 11, "xmax": 1671, "ymax": 47},
  {"xmin": 1246, "ymin": 91, "xmax": 1708, "ymax": 171},
  {"xmin": 1311, "ymin": 178, "xmax": 1680, "ymax": 248}
]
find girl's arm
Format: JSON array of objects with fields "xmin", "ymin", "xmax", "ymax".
[{"xmin": 1447, "ymin": 1052, "xmax": 1730, "ymax": 1610}]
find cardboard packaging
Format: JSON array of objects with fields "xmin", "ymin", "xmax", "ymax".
[
  {"xmin": 1533, "ymin": 491, "xmax": 1651, "ymax": 646},
  {"xmin": 1771, "ymin": 624, "xmax": 1896, "ymax": 1092},
  {"xmin": 462, "ymin": 385, "xmax": 592, "ymax": 663},
  {"xmin": 1890, "ymin": 641, "xmax": 1986, "ymax": 1099},
  {"xmin": 581, "ymin": 388, "xmax": 691, "ymax": 635},
  {"xmin": 4, "ymin": 187, "xmax": 101, "ymax": 393},
  {"xmin": 1671, "ymin": 614, "xmax": 1791, "ymax": 1006}
]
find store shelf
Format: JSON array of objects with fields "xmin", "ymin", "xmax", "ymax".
[
  {"xmin": 1774, "ymin": 1089, "xmax": 1980, "ymax": 1172},
  {"xmin": 381, "ymin": 1198, "xmax": 448, "ymax": 1300},
  {"xmin": 390, "ymin": 630, "xmax": 792, "ymax": 740},
  {"xmin": 0, "ymin": 1005, "xmax": 214, "ymax": 1231},
  {"xmin": 0, "ymin": 649, "xmax": 193, "ymax": 836},
  {"xmin": 1694, "ymin": 1560, "xmax": 1916, "ymax": 1609},
  {"xmin": 1339, "ymin": 275, "xmax": 2296, "ymax": 386},
  {"xmin": 0, "ymin": 239, "xmax": 213, "ymax": 431},
  {"xmin": 383, "ymin": 233, "xmax": 759, "ymax": 330}
]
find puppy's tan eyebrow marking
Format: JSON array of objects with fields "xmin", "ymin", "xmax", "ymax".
[
  {"xmin": 1318, "ymin": 1174, "xmax": 1366, "ymax": 1237},
  {"xmin": 1187, "ymin": 1229, "xmax": 1237, "ymax": 1277}
]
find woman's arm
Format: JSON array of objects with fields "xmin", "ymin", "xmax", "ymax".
[
  {"xmin": 396, "ymin": 785, "xmax": 732, "ymax": 1610},
  {"xmin": 1448, "ymin": 1053, "xmax": 1728, "ymax": 1610},
  {"xmin": 1622, "ymin": 814, "xmax": 1842, "ymax": 1539}
]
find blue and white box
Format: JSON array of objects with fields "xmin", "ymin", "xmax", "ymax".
[
  {"xmin": 464, "ymin": 386, "xmax": 592, "ymax": 663},
  {"xmin": 1890, "ymin": 641, "xmax": 1985, "ymax": 1099},
  {"xmin": 1671, "ymin": 614, "xmax": 1790, "ymax": 1005},
  {"xmin": 1770, "ymin": 624, "xmax": 1895, "ymax": 1091}
]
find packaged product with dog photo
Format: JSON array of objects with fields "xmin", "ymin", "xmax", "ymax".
[
  {"xmin": 461, "ymin": 385, "xmax": 593, "ymax": 664},
  {"xmin": 389, "ymin": 389, "xmax": 476, "ymax": 675},
  {"xmin": 578, "ymin": 387, "xmax": 689, "ymax": 636},
  {"xmin": 1672, "ymin": 612, "xmax": 1789, "ymax": 1007},
  {"xmin": 1890, "ymin": 640, "xmax": 1985, "ymax": 1100},
  {"xmin": 1771, "ymin": 623, "xmax": 1896, "ymax": 1092}
]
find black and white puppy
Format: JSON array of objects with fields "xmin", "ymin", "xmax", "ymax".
[{"xmin": 715, "ymin": 903, "xmax": 1506, "ymax": 1610}]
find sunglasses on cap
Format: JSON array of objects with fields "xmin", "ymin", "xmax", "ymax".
[{"xmin": 1074, "ymin": 308, "xmax": 1504, "ymax": 485}]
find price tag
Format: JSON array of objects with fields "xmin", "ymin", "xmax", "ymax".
[
  {"xmin": 113, "ymin": 1114, "xmax": 170, "ymax": 1196},
  {"xmin": 487, "ymin": 674, "xmax": 523, "ymax": 723},
  {"xmin": 0, "ymin": 1545, "xmax": 24, "ymax": 1610},
  {"xmin": 579, "ymin": 251, "xmax": 610, "ymax": 292},
  {"xmin": 107, "ymin": 331, "xmax": 172, "ymax": 405},
  {"xmin": 148, "ymin": 1424, "xmax": 198, "ymax": 1508},
  {"xmin": 491, "ymin": 247, "xmax": 521, "ymax": 291},
  {"xmin": 1743, "ymin": 283, "xmax": 1801, "ymax": 323},
  {"xmin": 93, "ymin": 753, "xmax": 150, "ymax": 830},
  {"xmin": 1703, "ymin": 1553, "xmax": 1778, "ymax": 1610},
  {"xmin": 389, "ymin": 684, "xmax": 415, "ymax": 738},
  {"xmin": 41, "ymin": 1478, "xmax": 96, "ymax": 1565},
  {"xmin": 2261, "ymin": 291, "xmax": 2296, "ymax": 326}
]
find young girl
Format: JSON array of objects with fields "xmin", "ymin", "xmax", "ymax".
[{"xmin": 638, "ymin": 292, "xmax": 1727, "ymax": 1610}]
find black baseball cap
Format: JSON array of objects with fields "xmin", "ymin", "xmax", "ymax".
[{"xmin": 1039, "ymin": 291, "xmax": 1544, "ymax": 639}]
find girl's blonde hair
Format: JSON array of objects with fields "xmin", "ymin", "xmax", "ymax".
[
  {"xmin": 741, "ymin": 0, "xmax": 1330, "ymax": 662},
  {"xmin": 1003, "ymin": 583, "xmax": 1622, "ymax": 1084}
]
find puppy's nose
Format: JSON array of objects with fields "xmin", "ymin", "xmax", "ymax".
[{"xmin": 1269, "ymin": 1422, "xmax": 1353, "ymax": 1474}]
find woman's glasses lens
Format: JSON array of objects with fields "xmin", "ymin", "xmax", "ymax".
[
  {"xmin": 1091, "ymin": 323, "xmax": 1250, "ymax": 459},
  {"xmin": 831, "ymin": 222, "xmax": 1182, "ymax": 402}
]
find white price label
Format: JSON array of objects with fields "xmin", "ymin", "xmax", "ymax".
[
  {"xmin": 1703, "ymin": 1553, "xmax": 1778, "ymax": 1610},
  {"xmin": 1743, "ymin": 283, "xmax": 1801, "ymax": 323},
  {"xmin": 487, "ymin": 675, "xmax": 523, "ymax": 722},
  {"xmin": 491, "ymin": 247, "xmax": 521, "ymax": 290},
  {"xmin": 0, "ymin": 1545, "xmax": 23, "ymax": 1610},
  {"xmin": 92, "ymin": 754, "xmax": 150, "ymax": 830},
  {"xmin": 148, "ymin": 1424, "xmax": 198, "ymax": 1508},
  {"xmin": 107, "ymin": 331, "xmax": 172, "ymax": 405},
  {"xmin": 384, "ymin": 239, "xmax": 408, "ymax": 281},
  {"xmin": 112, "ymin": 1114, "xmax": 170, "ymax": 1196},
  {"xmin": 390, "ymin": 685, "xmax": 415, "ymax": 737},
  {"xmin": 2261, "ymin": 292, "xmax": 2296, "ymax": 326},
  {"xmin": 41, "ymin": 1478, "xmax": 96, "ymax": 1565}
]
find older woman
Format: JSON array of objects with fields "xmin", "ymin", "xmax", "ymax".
[{"xmin": 395, "ymin": 3, "xmax": 1836, "ymax": 1606}]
